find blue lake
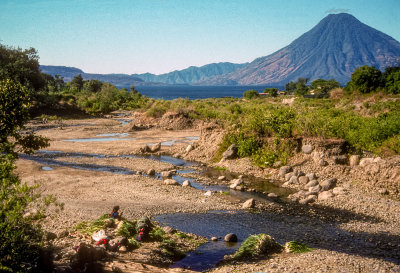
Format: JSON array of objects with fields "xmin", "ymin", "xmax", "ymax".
[{"xmin": 132, "ymin": 85, "xmax": 283, "ymax": 100}]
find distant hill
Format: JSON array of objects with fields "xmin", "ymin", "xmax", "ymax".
[
  {"xmin": 198, "ymin": 13, "xmax": 400, "ymax": 85},
  {"xmin": 133, "ymin": 62, "xmax": 247, "ymax": 84},
  {"xmin": 40, "ymin": 62, "xmax": 247, "ymax": 86}
]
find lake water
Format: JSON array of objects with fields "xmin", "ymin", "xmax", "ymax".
[{"xmin": 132, "ymin": 85, "xmax": 283, "ymax": 100}]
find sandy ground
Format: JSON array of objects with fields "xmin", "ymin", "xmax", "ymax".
[{"xmin": 16, "ymin": 112, "xmax": 400, "ymax": 272}]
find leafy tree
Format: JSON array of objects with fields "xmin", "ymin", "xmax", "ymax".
[
  {"xmin": 294, "ymin": 78, "xmax": 309, "ymax": 96},
  {"xmin": 285, "ymin": 81, "xmax": 296, "ymax": 94},
  {"xmin": 83, "ymin": 79, "xmax": 103, "ymax": 93},
  {"xmin": 347, "ymin": 65, "xmax": 382, "ymax": 93},
  {"xmin": 309, "ymin": 79, "xmax": 340, "ymax": 95},
  {"xmin": 383, "ymin": 67, "xmax": 400, "ymax": 94},
  {"xmin": 0, "ymin": 44, "xmax": 45, "ymax": 91},
  {"xmin": 0, "ymin": 79, "xmax": 52, "ymax": 272},
  {"xmin": 243, "ymin": 90, "xmax": 259, "ymax": 99},
  {"xmin": 265, "ymin": 88, "xmax": 279, "ymax": 97},
  {"xmin": 70, "ymin": 74, "xmax": 84, "ymax": 91}
]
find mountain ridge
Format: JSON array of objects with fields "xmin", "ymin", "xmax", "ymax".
[{"xmin": 198, "ymin": 13, "xmax": 400, "ymax": 85}]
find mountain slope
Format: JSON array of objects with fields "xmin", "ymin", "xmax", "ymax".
[
  {"xmin": 200, "ymin": 13, "xmax": 400, "ymax": 85},
  {"xmin": 133, "ymin": 62, "xmax": 247, "ymax": 84},
  {"xmin": 40, "ymin": 62, "xmax": 247, "ymax": 86}
]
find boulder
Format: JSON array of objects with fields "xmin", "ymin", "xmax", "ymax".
[
  {"xmin": 332, "ymin": 187, "xmax": 346, "ymax": 195},
  {"xmin": 318, "ymin": 191, "xmax": 334, "ymax": 200},
  {"xmin": 279, "ymin": 166, "xmax": 293, "ymax": 177},
  {"xmin": 299, "ymin": 195, "xmax": 317, "ymax": 205},
  {"xmin": 222, "ymin": 144, "xmax": 238, "ymax": 160},
  {"xmin": 302, "ymin": 145, "xmax": 313, "ymax": 154},
  {"xmin": 140, "ymin": 145, "xmax": 151, "ymax": 153},
  {"xmin": 204, "ymin": 190, "xmax": 213, "ymax": 196},
  {"xmin": 161, "ymin": 170, "xmax": 174, "ymax": 178},
  {"xmin": 306, "ymin": 173, "xmax": 317, "ymax": 181},
  {"xmin": 293, "ymin": 170, "xmax": 305, "ymax": 177},
  {"xmin": 305, "ymin": 180, "xmax": 319, "ymax": 189},
  {"xmin": 182, "ymin": 180, "xmax": 192, "ymax": 187},
  {"xmin": 150, "ymin": 142, "xmax": 161, "ymax": 152},
  {"xmin": 360, "ymin": 158, "xmax": 374, "ymax": 166},
  {"xmin": 164, "ymin": 179, "xmax": 179, "ymax": 185},
  {"xmin": 242, "ymin": 198, "xmax": 255, "ymax": 209},
  {"xmin": 211, "ymin": 237, "xmax": 218, "ymax": 241},
  {"xmin": 285, "ymin": 172, "xmax": 294, "ymax": 181},
  {"xmin": 229, "ymin": 178, "xmax": 243, "ymax": 189},
  {"xmin": 224, "ymin": 233, "xmax": 238, "ymax": 242},
  {"xmin": 288, "ymin": 176, "xmax": 299, "ymax": 185},
  {"xmin": 349, "ymin": 155, "xmax": 360, "ymax": 166},
  {"xmin": 268, "ymin": 193, "xmax": 278, "ymax": 198},
  {"xmin": 320, "ymin": 178, "xmax": 337, "ymax": 191},
  {"xmin": 298, "ymin": 176, "xmax": 309, "ymax": 184},
  {"xmin": 147, "ymin": 169, "xmax": 155, "ymax": 176},
  {"xmin": 308, "ymin": 184, "xmax": 322, "ymax": 193}
]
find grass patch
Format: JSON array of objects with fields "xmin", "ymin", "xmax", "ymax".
[
  {"xmin": 74, "ymin": 214, "xmax": 111, "ymax": 235},
  {"xmin": 233, "ymin": 234, "xmax": 282, "ymax": 259},
  {"xmin": 213, "ymin": 166, "xmax": 227, "ymax": 171},
  {"xmin": 284, "ymin": 241, "xmax": 313, "ymax": 253}
]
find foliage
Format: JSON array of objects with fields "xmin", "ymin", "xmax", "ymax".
[
  {"xmin": 117, "ymin": 220, "xmax": 137, "ymax": 238},
  {"xmin": 149, "ymin": 227, "xmax": 167, "ymax": 241},
  {"xmin": 243, "ymin": 89, "xmax": 259, "ymax": 99},
  {"xmin": 74, "ymin": 214, "xmax": 112, "ymax": 235},
  {"xmin": 0, "ymin": 43, "xmax": 45, "ymax": 91},
  {"xmin": 264, "ymin": 88, "xmax": 279, "ymax": 97},
  {"xmin": 384, "ymin": 67, "xmax": 400, "ymax": 94},
  {"xmin": 285, "ymin": 81, "xmax": 296, "ymax": 94},
  {"xmin": 284, "ymin": 241, "xmax": 313, "ymax": 253},
  {"xmin": 0, "ymin": 78, "xmax": 54, "ymax": 271},
  {"xmin": 347, "ymin": 65, "xmax": 382, "ymax": 93},
  {"xmin": 295, "ymin": 78, "xmax": 309, "ymax": 96},
  {"xmin": 233, "ymin": 234, "xmax": 282, "ymax": 259},
  {"xmin": 309, "ymin": 79, "xmax": 340, "ymax": 95},
  {"xmin": 70, "ymin": 74, "xmax": 84, "ymax": 91}
]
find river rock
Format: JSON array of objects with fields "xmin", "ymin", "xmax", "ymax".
[
  {"xmin": 161, "ymin": 171, "xmax": 174, "ymax": 178},
  {"xmin": 288, "ymin": 176, "xmax": 299, "ymax": 185},
  {"xmin": 305, "ymin": 180, "xmax": 319, "ymax": 189},
  {"xmin": 118, "ymin": 246, "xmax": 127, "ymax": 253},
  {"xmin": 211, "ymin": 237, "xmax": 218, "ymax": 241},
  {"xmin": 302, "ymin": 144, "xmax": 313, "ymax": 154},
  {"xmin": 293, "ymin": 170, "xmax": 305, "ymax": 177},
  {"xmin": 349, "ymin": 155, "xmax": 360, "ymax": 166},
  {"xmin": 57, "ymin": 230, "xmax": 69, "ymax": 238},
  {"xmin": 222, "ymin": 144, "xmax": 238, "ymax": 160},
  {"xmin": 268, "ymin": 193, "xmax": 278, "ymax": 198},
  {"xmin": 309, "ymin": 184, "xmax": 322, "ymax": 193},
  {"xmin": 299, "ymin": 195, "xmax": 317, "ymax": 205},
  {"xmin": 318, "ymin": 191, "xmax": 334, "ymax": 200},
  {"xmin": 279, "ymin": 166, "xmax": 292, "ymax": 177},
  {"xmin": 285, "ymin": 172, "xmax": 294, "ymax": 181},
  {"xmin": 218, "ymin": 176, "xmax": 226, "ymax": 181},
  {"xmin": 147, "ymin": 169, "xmax": 155, "ymax": 176},
  {"xmin": 320, "ymin": 178, "xmax": 337, "ymax": 191},
  {"xmin": 306, "ymin": 173, "xmax": 317, "ymax": 181},
  {"xmin": 242, "ymin": 198, "xmax": 255, "ymax": 209},
  {"xmin": 229, "ymin": 178, "xmax": 243, "ymax": 189},
  {"xmin": 360, "ymin": 158, "xmax": 374, "ymax": 166},
  {"xmin": 204, "ymin": 190, "xmax": 213, "ymax": 196},
  {"xmin": 224, "ymin": 233, "xmax": 238, "ymax": 242},
  {"xmin": 273, "ymin": 161, "xmax": 282, "ymax": 168},
  {"xmin": 332, "ymin": 187, "xmax": 346, "ymax": 195},
  {"xmin": 185, "ymin": 144, "xmax": 194, "ymax": 153},
  {"xmin": 164, "ymin": 179, "xmax": 179, "ymax": 185},
  {"xmin": 150, "ymin": 142, "xmax": 161, "ymax": 152},
  {"xmin": 182, "ymin": 180, "xmax": 192, "ymax": 187},
  {"xmin": 44, "ymin": 231, "xmax": 57, "ymax": 241},
  {"xmin": 298, "ymin": 176, "xmax": 309, "ymax": 184},
  {"xmin": 140, "ymin": 145, "xmax": 151, "ymax": 153}
]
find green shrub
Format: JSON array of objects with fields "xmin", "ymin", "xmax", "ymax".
[
  {"xmin": 233, "ymin": 234, "xmax": 282, "ymax": 259},
  {"xmin": 284, "ymin": 241, "xmax": 313, "ymax": 253},
  {"xmin": 243, "ymin": 90, "xmax": 259, "ymax": 99}
]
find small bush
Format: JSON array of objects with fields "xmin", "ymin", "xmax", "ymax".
[
  {"xmin": 284, "ymin": 241, "xmax": 313, "ymax": 253},
  {"xmin": 233, "ymin": 234, "xmax": 282, "ymax": 259},
  {"xmin": 243, "ymin": 90, "xmax": 259, "ymax": 99}
]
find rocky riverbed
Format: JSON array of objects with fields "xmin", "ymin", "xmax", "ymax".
[{"xmin": 16, "ymin": 111, "xmax": 400, "ymax": 272}]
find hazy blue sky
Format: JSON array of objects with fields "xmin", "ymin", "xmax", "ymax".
[{"xmin": 1, "ymin": 0, "xmax": 399, "ymax": 74}]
